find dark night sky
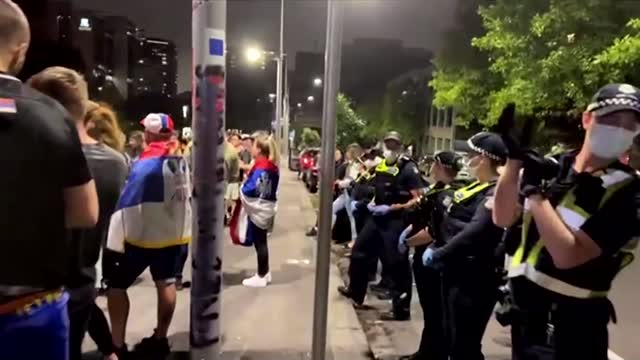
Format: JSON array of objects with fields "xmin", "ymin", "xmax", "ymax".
[{"xmin": 74, "ymin": 0, "xmax": 458, "ymax": 92}]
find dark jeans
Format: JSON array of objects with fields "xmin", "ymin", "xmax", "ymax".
[
  {"xmin": 510, "ymin": 279, "xmax": 610, "ymax": 360},
  {"xmin": 248, "ymin": 221, "xmax": 269, "ymax": 276},
  {"xmin": 88, "ymin": 302, "xmax": 114, "ymax": 356},
  {"xmin": 68, "ymin": 286, "xmax": 96, "ymax": 360},
  {"xmin": 348, "ymin": 215, "xmax": 411, "ymax": 314},
  {"xmin": 443, "ymin": 267, "xmax": 499, "ymax": 360},
  {"xmin": 413, "ymin": 252, "xmax": 447, "ymax": 360}
]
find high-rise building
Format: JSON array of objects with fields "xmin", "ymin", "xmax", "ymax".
[
  {"xmin": 101, "ymin": 16, "xmax": 144, "ymax": 100},
  {"xmin": 290, "ymin": 51, "xmax": 324, "ymax": 129},
  {"xmin": 132, "ymin": 38, "xmax": 178, "ymax": 98}
]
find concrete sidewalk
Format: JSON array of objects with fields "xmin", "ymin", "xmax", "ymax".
[{"xmin": 84, "ymin": 169, "xmax": 371, "ymax": 359}]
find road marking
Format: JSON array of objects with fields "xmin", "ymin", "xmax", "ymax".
[{"xmin": 609, "ymin": 349, "xmax": 625, "ymax": 360}]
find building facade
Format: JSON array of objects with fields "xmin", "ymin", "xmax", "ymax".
[{"xmin": 424, "ymin": 106, "xmax": 456, "ymax": 154}]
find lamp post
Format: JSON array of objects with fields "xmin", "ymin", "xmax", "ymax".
[{"xmin": 311, "ymin": 1, "xmax": 344, "ymax": 359}]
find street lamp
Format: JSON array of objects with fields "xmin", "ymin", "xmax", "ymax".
[
  {"xmin": 297, "ymin": 102, "xmax": 302, "ymax": 108},
  {"xmin": 245, "ymin": 47, "xmax": 263, "ymax": 63},
  {"xmin": 313, "ymin": 77, "xmax": 322, "ymax": 87},
  {"xmin": 182, "ymin": 105, "xmax": 189, "ymax": 119},
  {"xmin": 307, "ymin": 95, "xmax": 315, "ymax": 103}
]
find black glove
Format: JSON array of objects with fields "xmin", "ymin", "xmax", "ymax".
[
  {"xmin": 494, "ymin": 104, "xmax": 536, "ymax": 161},
  {"xmin": 520, "ymin": 150, "xmax": 558, "ymax": 199}
]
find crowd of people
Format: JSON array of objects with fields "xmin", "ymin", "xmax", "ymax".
[
  {"xmin": 0, "ymin": 2, "xmax": 281, "ymax": 359},
  {"xmin": 326, "ymin": 89, "xmax": 640, "ymax": 359},
  {"xmin": 3, "ymin": 1, "xmax": 640, "ymax": 360}
]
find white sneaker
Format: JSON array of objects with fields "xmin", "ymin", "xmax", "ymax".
[
  {"xmin": 265, "ymin": 272, "xmax": 272, "ymax": 283},
  {"xmin": 242, "ymin": 274, "xmax": 268, "ymax": 288}
]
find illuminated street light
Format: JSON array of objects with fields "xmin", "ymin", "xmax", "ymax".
[
  {"xmin": 297, "ymin": 103, "xmax": 302, "ymax": 108},
  {"xmin": 307, "ymin": 95, "xmax": 315, "ymax": 103},
  {"xmin": 313, "ymin": 77, "xmax": 322, "ymax": 87},
  {"xmin": 246, "ymin": 47, "xmax": 263, "ymax": 63}
]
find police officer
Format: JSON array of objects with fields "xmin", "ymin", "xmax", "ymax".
[
  {"xmin": 338, "ymin": 131, "xmax": 423, "ymax": 320},
  {"xmin": 493, "ymin": 84, "xmax": 640, "ymax": 360},
  {"xmin": 423, "ymin": 132, "xmax": 507, "ymax": 360},
  {"xmin": 398, "ymin": 151, "xmax": 467, "ymax": 360}
]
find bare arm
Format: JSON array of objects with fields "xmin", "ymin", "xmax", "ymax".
[
  {"xmin": 406, "ymin": 228, "xmax": 433, "ymax": 247},
  {"xmin": 391, "ymin": 189, "xmax": 421, "ymax": 211},
  {"xmin": 493, "ymin": 159, "xmax": 523, "ymax": 227},
  {"xmin": 528, "ymin": 195, "xmax": 602, "ymax": 269},
  {"xmin": 64, "ymin": 180, "xmax": 99, "ymax": 228}
]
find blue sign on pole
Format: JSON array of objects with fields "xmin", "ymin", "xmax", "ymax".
[{"xmin": 209, "ymin": 38, "xmax": 224, "ymax": 56}]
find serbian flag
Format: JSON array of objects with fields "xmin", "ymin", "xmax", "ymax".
[
  {"xmin": 230, "ymin": 157, "xmax": 279, "ymax": 246},
  {"xmin": 107, "ymin": 141, "xmax": 192, "ymax": 252}
]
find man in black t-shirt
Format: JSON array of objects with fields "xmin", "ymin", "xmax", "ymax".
[{"xmin": 0, "ymin": 2, "xmax": 98, "ymax": 359}]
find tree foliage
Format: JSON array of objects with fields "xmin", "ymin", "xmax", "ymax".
[
  {"xmin": 336, "ymin": 93, "xmax": 367, "ymax": 149},
  {"xmin": 431, "ymin": 0, "xmax": 640, "ymax": 128},
  {"xmin": 356, "ymin": 71, "xmax": 431, "ymax": 149},
  {"xmin": 299, "ymin": 128, "xmax": 321, "ymax": 149}
]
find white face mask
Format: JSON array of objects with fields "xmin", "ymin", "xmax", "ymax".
[{"xmin": 589, "ymin": 123, "xmax": 636, "ymax": 159}]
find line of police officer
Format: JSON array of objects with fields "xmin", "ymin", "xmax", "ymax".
[
  {"xmin": 337, "ymin": 129, "xmax": 510, "ymax": 359},
  {"xmin": 337, "ymin": 83, "xmax": 640, "ymax": 360}
]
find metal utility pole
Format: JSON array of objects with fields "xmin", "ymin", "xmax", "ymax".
[
  {"xmin": 282, "ymin": 57, "xmax": 290, "ymax": 160},
  {"xmin": 275, "ymin": 0, "xmax": 284, "ymax": 156},
  {"xmin": 191, "ymin": 1, "xmax": 226, "ymax": 359},
  {"xmin": 311, "ymin": 1, "xmax": 343, "ymax": 359}
]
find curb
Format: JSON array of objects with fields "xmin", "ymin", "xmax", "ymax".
[{"xmin": 330, "ymin": 246, "xmax": 400, "ymax": 360}]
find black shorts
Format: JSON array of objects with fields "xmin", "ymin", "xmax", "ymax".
[{"xmin": 105, "ymin": 244, "xmax": 187, "ymax": 289}]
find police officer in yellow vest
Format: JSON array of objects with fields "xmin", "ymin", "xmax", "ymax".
[
  {"xmin": 421, "ymin": 132, "xmax": 507, "ymax": 360},
  {"xmin": 493, "ymin": 84, "xmax": 640, "ymax": 360},
  {"xmin": 339, "ymin": 131, "xmax": 423, "ymax": 321},
  {"xmin": 398, "ymin": 151, "xmax": 467, "ymax": 360}
]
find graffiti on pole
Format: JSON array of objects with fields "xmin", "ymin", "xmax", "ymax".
[{"xmin": 190, "ymin": 11, "xmax": 227, "ymax": 354}]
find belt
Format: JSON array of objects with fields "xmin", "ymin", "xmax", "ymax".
[{"xmin": 0, "ymin": 289, "xmax": 64, "ymax": 316}]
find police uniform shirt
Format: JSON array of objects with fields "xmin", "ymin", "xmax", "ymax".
[
  {"xmin": 524, "ymin": 152, "xmax": 640, "ymax": 287},
  {"xmin": 0, "ymin": 74, "xmax": 92, "ymax": 295},
  {"xmin": 395, "ymin": 156, "xmax": 423, "ymax": 195},
  {"xmin": 435, "ymin": 183, "xmax": 504, "ymax": 265}
]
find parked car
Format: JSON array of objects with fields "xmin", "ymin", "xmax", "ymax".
[
  {"xmin": 298, "ymin": 147, "xmax": 320, "ymax": 183},
  {"xmin": 289, "ymin": 148, "xmax": 300, "ymax": 171}
]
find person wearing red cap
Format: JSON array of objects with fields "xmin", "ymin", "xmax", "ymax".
[{"xmin": 105, "ymin": 112, "xmax": 191, "ymax": 359}]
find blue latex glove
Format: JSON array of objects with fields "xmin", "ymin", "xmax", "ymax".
[
  {"xmin": 422, "ymin": 247, "xmax": 443, "ymax": 270},
  {"xmin": 369, "ymin": 204, "xmax": 391, "ymax": 216},
  {"xmin": 367, "ymin": 203, "xmax": 376, "ymax": 213},
  {"xmin": 350, "ymin": 200, "xmax": 360, "ymax": 212},
  {"xmin": 397, "ymin": 225, "xmax": 413, "ymax": 254}
]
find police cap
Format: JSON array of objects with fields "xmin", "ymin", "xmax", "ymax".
[
  {"xmin": 586, "ymin": 83, "xmax": 640, "ymax": 121},
  {"xmin": 466, "ymin": 132, "xmax": 508, "ymax": 162},
  {"xmin": 434, "ymin": 151, "xmax": 462, "ymax": 171},
  {"xmin": 383, "ymin": 131, "xmax": 402, "ymax": 143}
]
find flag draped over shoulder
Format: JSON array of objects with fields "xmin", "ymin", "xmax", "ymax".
[
  {"xmin": 230, "ymin": 157, "xmax": 279, "ymax": 246},
  {"xmin": 107, "ymin": 142, "xmax": 192, "ymax": 252}
]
